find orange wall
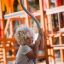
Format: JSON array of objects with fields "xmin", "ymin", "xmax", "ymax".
[{"xmin": 2, "ymin": 0, "xmax": 14, "ymax": 12}]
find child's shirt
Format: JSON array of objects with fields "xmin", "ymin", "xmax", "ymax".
[{"xmin": 15, "ymin": 45, "xmax": 34, "ymax": 64}]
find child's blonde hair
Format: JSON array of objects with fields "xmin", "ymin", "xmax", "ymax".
[{"xmin": 14, "ymin": 25, "xmax": 35, "ymax": 45}]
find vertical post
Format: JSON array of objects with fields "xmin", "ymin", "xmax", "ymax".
[
  {"xmin": 46, "ymin": 0, "xmax": 55, "ymax": 63},
  {"xmin": 24, "ymin": 0, "xmax": 29, "ymax": 27},
  {"xmin": 39, "ymin": 0, "xmax": 49, "ymax": 64},
  {"xmin": 58, "ymin": 13, "xmax": 64, "ymax": 63},
  {"xmin": 9, "ymin": 19, "xmax": 14, "ymax": 38}
]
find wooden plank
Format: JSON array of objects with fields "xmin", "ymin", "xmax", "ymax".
[
  {"xmin": 46, "ymin": 6, "xmax": 64, "ymax": 15},
  {"xmin": 4, "ymin": 10, "xmax": 40, "ymax": 19}
]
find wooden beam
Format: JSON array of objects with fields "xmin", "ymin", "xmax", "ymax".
[
  {"xmin": 46, "ymin": 6, "xmax": 64, "ymax": 15},
  {"xmin": 4, "ymin": 10, "xmax": 40, "ymax": 19}
]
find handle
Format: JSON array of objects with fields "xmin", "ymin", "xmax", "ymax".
[{"xmin": 20, "ymin": 0, "xmax": 42, "ymax": 36}]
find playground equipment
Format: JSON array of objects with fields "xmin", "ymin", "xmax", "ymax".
[{"xmin": 20, "ymin": 0, "xmax": 49, "ymax": 64}]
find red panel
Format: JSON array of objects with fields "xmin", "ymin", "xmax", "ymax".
[
  {"xmin": 0, "ymin": 26, "xmax": 1, "ymax": 37},
  {"xmin": 56, "ymin": 0, "xmax": 62, "ymax": 6},
  {"xmin": 0, "ymin": 24, "xmax": 3, "ymax": 38}
]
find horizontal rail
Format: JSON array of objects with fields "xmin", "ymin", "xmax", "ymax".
[
  {"xmin": 4, "ymin": 10, "xmax": 40, "ymax": 19},
  {"xmin": 0, "ymin": 38, "xmax": 16, "ymax": 42},
  {"xmin": 46, "ymin": 6, "xmax": 64, "ymax": 15}
]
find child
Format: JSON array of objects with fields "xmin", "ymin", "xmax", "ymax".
[{"xmin": 14, "ymin": 25, "xmax": 43, "ymax": 64}]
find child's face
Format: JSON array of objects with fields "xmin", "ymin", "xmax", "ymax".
[{"xmin": 25, "ymin": 36, "xmax": 33, "ymax": 46}]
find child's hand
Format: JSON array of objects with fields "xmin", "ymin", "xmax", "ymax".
[
  {"xmin": 35, "ymin": 28, "xmax": 44, "ymax": 50},
  {"xmin": 39, "ymin": 28, "xmax": 43, "ymax": 37},
  {"xmin": 35, "ymin": 35, "xmax": 41, "ymax": 47}
]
